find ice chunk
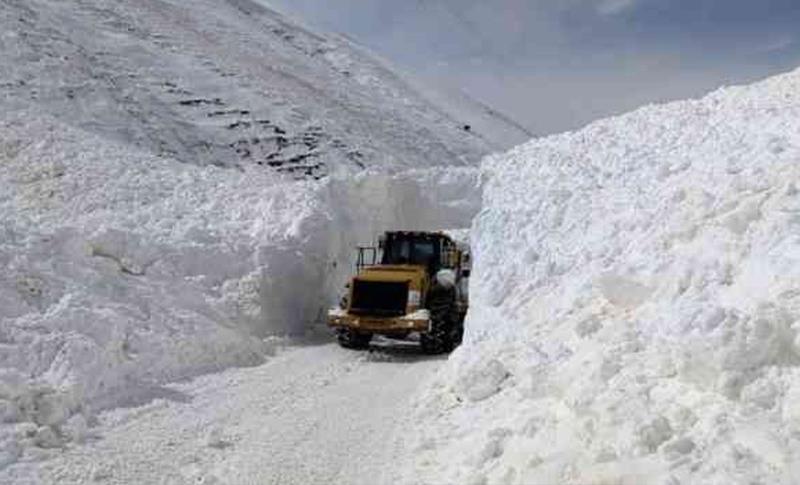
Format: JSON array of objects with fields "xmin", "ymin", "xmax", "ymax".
[
  {"xmin": 597, "ymin": 274, "xmax": 653, "ymax": 309},
  {"xmin": 637, "ymin": 417, "xmax": 673, "ymax": 454},
  {"xmin": 455, "ymin": 359, "xmax": 510, "ymax": 402}
]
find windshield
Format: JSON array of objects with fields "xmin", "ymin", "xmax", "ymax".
[{"xmin": 383, "ymin": 238, "xmax": 437, "ymax": 268}]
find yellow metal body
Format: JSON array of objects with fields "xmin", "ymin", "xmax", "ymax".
[{"xmin": 328, "ymin": 264, "xmax": 431, "ymax": 335}]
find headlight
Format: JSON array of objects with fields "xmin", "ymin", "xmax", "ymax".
[
  {"xmin": 408, "ymin": 290, "xmax": 421, "ymax": 306},
  {"xmin": 328, "ymin": 307, "xmax": 347, "ymax": 318}
]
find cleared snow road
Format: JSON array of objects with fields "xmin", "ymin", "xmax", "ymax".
[{"xmin": 35, "ymin": 339, "xmax": 443, "ymax": 485}]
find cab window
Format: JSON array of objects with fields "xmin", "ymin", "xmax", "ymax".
[{"xmin": 382, "ymin": 236, "xmax": 439, "ymax": 270}]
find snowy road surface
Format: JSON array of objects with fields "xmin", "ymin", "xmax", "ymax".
[{"xmin": 34, "ymin": 339, "xmax": 443, "ymax": 485}]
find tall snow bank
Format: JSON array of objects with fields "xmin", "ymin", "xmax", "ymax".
[
  {"xmin": 403, "ymin": 68, "xmax": 800, "ymax": 484},
  {"xmin": 0, "ymin": 111, "xmax": 481, "ymax": 467}
]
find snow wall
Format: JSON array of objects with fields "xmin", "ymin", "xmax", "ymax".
[
  {"xmin": 402, "ymin": 68, "xmax": 800, "ymax": 485},
  {"xmin": 0, "ymin": 111, "xmax": 481, "ymax": 463}
]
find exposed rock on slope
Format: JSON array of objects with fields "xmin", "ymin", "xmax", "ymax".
[{"xmin": 0, "ymin": 0, "xmax": 505, "ymax": 178}]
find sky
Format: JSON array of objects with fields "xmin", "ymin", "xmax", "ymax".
[{"xmin": 265, "ymin": 0, "xmax": 800, "ymax": 138}]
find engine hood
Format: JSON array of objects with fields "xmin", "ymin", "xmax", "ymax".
[{"xmin": 357, "ymin": 265, "xmax": 426, "ymax": 281}]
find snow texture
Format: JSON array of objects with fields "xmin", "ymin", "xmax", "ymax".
[
  {"xmin": 0, "ymin": 0, "xmax": 489, "ymax": 472},
  {"xmin": 403, "ymin": 67, "xmax": 800, "ymax": 485},
  {"xmin": 7, "ymin": 342, "xmax": 443, "ymax": 485}
]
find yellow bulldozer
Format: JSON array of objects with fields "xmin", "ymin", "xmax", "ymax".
[{"xmin": 328, "ymin": 231, "xmax": 470, "ymax": 354}]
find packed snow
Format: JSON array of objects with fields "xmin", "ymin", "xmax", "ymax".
[
  {"xmin": 0, "ymin": 0, "xmax": 490, "ymax": 476},
  {"xmin": 401, "ymin": 67, "xmax": 800, "ymax": 485},
  {"xmin": 6, "ymin": 341, "xmax": 444, "ymax": 485}
]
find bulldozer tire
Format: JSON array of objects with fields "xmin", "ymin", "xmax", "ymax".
[
  {"xmin": 420, "ymin": 289, "xmax": 461, "ymax": 354},
  {"xmin": 336, "ymin": 329, "xmax": 372, "ymax": 350}
]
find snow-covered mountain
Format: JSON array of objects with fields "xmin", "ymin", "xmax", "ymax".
[
  {"xmin": 401, "ymin": 67, "xmax": 800, "ymax": 485},
  {"xmin": 0, "ymin": 0, "xmax": 493, "ymax": 471},
  {"xmin": 1, "ymin": 0, "xmax": 515, "ymax": 179}
]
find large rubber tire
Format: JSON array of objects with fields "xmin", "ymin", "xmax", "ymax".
[
  {"xmin": 336, "ymin": 329, "xmax": 372, "ymax": 350},
  {"xmin": 420, "ymin": 288, "xmax": 462, "ymax": 354}
]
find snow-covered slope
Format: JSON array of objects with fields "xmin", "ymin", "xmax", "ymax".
[
  {"xmin": 0, "ymin": 109, "xmax": 479, "ymax": 475},
  {"xmin": 0, "ymin": 0, "xmax": 506, "ymax": 178},
  {"xmin": 0, "ymin": 0, "xmax": 489, "ymax": 470},
  {"xmin": 258, "ymin": 0, "xmax": 534, "ymax": 150},
  {"xmin": 403, "ymin": 68, "xmax": 800, "ymax": 484}
]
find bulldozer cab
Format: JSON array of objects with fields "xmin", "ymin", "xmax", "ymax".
[
  {"xmin": 355, "ymin": 231, "xmax": 462, "ymax": 274},
  {"xmin": 381, "ymin": 232, "xmax": 462, "ymax": 273}
]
